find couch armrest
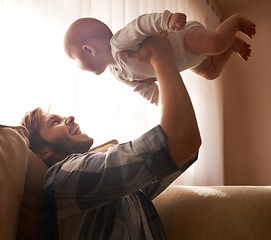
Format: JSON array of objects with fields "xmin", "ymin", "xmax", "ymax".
[
  {"xmin": 153, "ymin": 185, "xmax": 271, "ymax": 240},
  {"xmin": 0, "ymin": 126, "xmax": 29, "ymax": 239}
]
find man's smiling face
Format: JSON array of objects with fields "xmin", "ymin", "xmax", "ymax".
[{"xmin": 39, "ymin": 112, "xmax": 94, "ymax": 163}]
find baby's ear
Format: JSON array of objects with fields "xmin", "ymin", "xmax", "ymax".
[{"xmin": 82, "ymin": 45, "xmax": 96, "ymax": 56}]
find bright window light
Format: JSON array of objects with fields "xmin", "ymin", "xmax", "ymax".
[{"xmin": 0, "ymin": 0, "xmax": 158, "ymax": 146}]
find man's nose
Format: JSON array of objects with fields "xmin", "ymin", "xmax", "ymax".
[{"xmin": 65, "ymin": 116, "xmax": 75, "ymax": 125}]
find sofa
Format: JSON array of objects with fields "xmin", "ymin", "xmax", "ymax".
[{"xmin": 1, "ymin": 124, "xmax": 271, "ymax": 240}]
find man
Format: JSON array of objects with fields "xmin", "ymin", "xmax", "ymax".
[{"xmin": 22, "ymin": 33, "xmax": 201, "ymax": 239}]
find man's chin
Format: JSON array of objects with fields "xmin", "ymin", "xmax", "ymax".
[
  {"xmin": 61, "ymin": 134, "xmax": 94, "ymax": 155},
  {"xmin": 75, "ymin": 138, "xmax": 94, "ymax": 153},
  {"xmin": 72, "ymin": 133, "xmax": 93, "ymax": 145}
]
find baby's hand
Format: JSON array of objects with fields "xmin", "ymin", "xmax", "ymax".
[{"xmin": 168, "ymin": 13, "xmax": 187, "ymax": 31}]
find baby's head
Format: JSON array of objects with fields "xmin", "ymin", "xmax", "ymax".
[{"xmin": 64, "ymin": 18, "xmax": 113, "ymax": 74}]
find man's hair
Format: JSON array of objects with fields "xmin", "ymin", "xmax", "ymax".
[{"xmin": 21, "ymin": 107, "xmax": 50, "ymax": 153}]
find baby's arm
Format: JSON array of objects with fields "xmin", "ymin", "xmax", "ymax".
[
  {"xmin": 122, "ymin": 79, "xmax": 159, "ymax": 105},
  {"xmin": 111, "ymin": 10, "xmax": 172, "ymax": 52}
]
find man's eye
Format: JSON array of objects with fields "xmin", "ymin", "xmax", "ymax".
[{"xmin": 51, "ymin": 120, "xmax": 59, "ymax": 126}]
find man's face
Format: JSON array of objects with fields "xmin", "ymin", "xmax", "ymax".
[{"xmin": 39, "ymin": 112, "xmax": 94, "ymax": 159}]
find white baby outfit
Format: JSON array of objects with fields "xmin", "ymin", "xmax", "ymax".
[{"xmin": 110, "ymin": 10, "xmax": 207, "ymax": 104}]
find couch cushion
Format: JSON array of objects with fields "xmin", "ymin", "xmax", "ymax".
[
  {"xmin": 153, "ymin": 185, "xmax": 271, "ymax": 240},
  {"xmin": 17, "ymin": 149, "xmax": 48, "ymax": 240},
  {"xmin": 0, "ymin": 125, "xmax": 49, "ymax": 239},
  {"xmin": 0, "ymin": 125, "xmax": 29, "ymax": 239}
]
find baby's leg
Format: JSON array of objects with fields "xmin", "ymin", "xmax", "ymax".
[
  {"xmin": 185, "ymin": 14, "xmax": 256, "ymax": 55},
  {"xmin": 191, "ymin": 36, "xmax": 252, "ymax": 79},
  {"xmin": 216, "ymin": 13, "xmax": 256, "ymax": 39}
]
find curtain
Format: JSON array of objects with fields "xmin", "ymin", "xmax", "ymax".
[{"xmin": 0, "ymin": 0, "xmax": 223, "ymax": 185}]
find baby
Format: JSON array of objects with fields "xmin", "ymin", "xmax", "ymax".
[{"xmin": 64, "ymin": 10, "xmax": 256, "ymax": 104}]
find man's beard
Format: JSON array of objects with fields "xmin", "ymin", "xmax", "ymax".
[{"xmin": 49, "ymin": 136, "xmax": 92, "ymax": 158}]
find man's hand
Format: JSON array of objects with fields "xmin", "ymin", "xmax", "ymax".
[
  {"xmin": 168, "ymin": 13, "xmax": 187, "ymax": 31},
  {"xmin": 121, "ymin": 32, "xmax": 175, "ymax": 67}
]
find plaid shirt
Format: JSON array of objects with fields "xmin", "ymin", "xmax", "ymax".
[{"xmin": 44, "ymin": 125, "xmax": 198, "ymax": 239}]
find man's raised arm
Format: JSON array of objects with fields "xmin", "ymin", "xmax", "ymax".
[{"xmin": 125, "ymin": 33, "xmax": 201, "ymax": 165}]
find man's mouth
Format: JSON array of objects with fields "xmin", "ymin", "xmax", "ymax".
[{"xmin": 70, "ymin": 125, "xmax": 81, "ymax": 135}]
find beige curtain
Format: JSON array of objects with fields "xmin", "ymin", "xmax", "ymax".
[{"xmin": 0, "ymin": 0, "xmax": 223, "ymax": 185}]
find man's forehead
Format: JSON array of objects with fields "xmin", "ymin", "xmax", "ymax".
[
  {"xmin": 44, "ymin": 113, "xmax": 61, "ymax": 120},
  {"xmin": 41, "ymin": 113, "xmax": 62, "ymax": 127},
  {"xmin": 39, "ymin": 113, "xmax": 62, "ymax": 137}
]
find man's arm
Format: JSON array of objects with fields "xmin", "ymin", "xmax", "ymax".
[{"xmin": 126, "ymin": 33, "xmax": 201, "ymax": 166}]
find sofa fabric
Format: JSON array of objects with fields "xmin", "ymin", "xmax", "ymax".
[
  {"xmin": 0, "ymin": 125, "xmax": 48, "ymax": 240},
  {"xmin": 153, "ymin": 185, "xmax": 271, "ymax": 240},
  {"xmin": 0, "ymin": 125, "xmax": 29, "ymax": 239},
  {"xmin": 17, "ymin": 149, "xmax": 48, "ymax": 240},
  {"xmin": 1, "ymin": 125, "xmax": 271, "ymax": 240}
]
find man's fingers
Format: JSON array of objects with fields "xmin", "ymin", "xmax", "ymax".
[
  {"xmin": 120, "ymin": 33, "xmax": 172, "ymax": 65},
  {"xmin": 120, "ymin": 50, "xmax": 134, "ymax": 58},
  {"xmin": 120, "ymin": 50, "xmax": 142, "ymax": 62}
]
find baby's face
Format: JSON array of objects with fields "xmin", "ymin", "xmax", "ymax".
[{"xmin": 66, "ymin": 43, "xmax": 108, "ymax": 75}]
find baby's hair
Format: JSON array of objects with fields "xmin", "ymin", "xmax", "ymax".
[{"xmin": 64, "ymin": 17, "xmax": 113, "ymax": 55}]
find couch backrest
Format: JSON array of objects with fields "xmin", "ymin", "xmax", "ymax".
[{"xmin": 0, "ymin": 125, "xmax": 48, "ymax": 240}]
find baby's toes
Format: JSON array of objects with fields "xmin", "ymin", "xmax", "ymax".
[{"xmin": 249, "ymin": 24, "xmax": 256, "ymax": 37}]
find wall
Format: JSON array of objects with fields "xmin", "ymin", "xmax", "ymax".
[{"xmin": 216, "ymin": 0, "xmax": 271, "ymax": 185}]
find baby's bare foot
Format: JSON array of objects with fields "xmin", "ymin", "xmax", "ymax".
[
  {"xmin": 235, "ymin": 13, "xmax": 256, "ymax": 38},
  {"xmin": 233, "ymin": 36, "xmax": 251, "ymax": 61}
]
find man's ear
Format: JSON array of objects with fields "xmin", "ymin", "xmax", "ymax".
[
  {"xmin": 35, "ymin": 146, "xmax": 54, "ymax": 161},
  {"xmin": 82, "ymin": 44, "xmax": 96, "ymax": 56}
]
